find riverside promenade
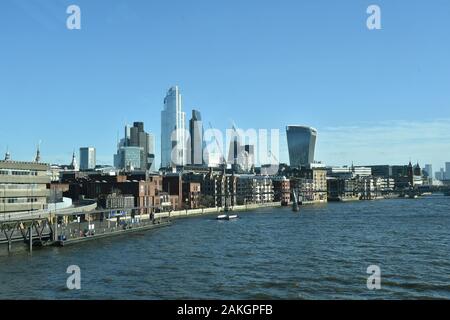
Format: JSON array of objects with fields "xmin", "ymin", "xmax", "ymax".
[
  {"xmin": 165, "ymin": 201, "xmax": 283, "ymax": 219},
  {"xmin": 0, "ymin": 201, "xmax": 283, "ymax": 254}
]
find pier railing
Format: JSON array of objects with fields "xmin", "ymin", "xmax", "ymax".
[{"xmin": 56, "ymin": 211, "xmax": 170, "ymax": 243}]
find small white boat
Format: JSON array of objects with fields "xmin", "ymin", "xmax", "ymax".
[{"xmin": 216, "ymin": 214, "xmax": 239, "ymax": 220}]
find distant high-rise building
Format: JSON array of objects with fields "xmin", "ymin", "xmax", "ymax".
[
  {"xmin": 445, "ymin": 162, "xmax": 450, "ymax": 180},
  {"xmin": 161, "ymin": 86, "xmax": 186, "ymax": 168},
  {"xmin": 227, "ymin": 133, "xmax": 241, "ymax": 166},
  {"xmin": 115, "ymin": 146, "xmax": 142, "ymax": 171},
  {"xmin": 286, "ymin": 125, "xmax": 317, "ymax": 168},
  {"xmin": 114, "ymin": 123, "xmax": 154, "ymax": 171},
  {"xmin": 147, "ymin": 133, "xmax": 156, "ymax": 171},
  {"xmin": 241, "ymin": 144, "xmax": 255, "ymax": 172},
  {"xmin": 129, "ymin": 122, "xmax": 154, "ymax": 171},
  {"xmin": 424, "ymin": 164, "xmax": 433, "ymax": 178},
  {"xmin": 80, "ymin": 147, "xmax": 96, "ymax": 170},
  {"xmin": 435, "ymin": 168, "xmax": 445, "ymax": 181},
  {"xmin": 189, "ymin": 109, "xmax": 204, "ymax": 165}
]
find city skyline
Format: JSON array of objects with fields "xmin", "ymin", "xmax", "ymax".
[{"xmin": 1, "ymin": 1, "xmax": 449, "ymax": 171}]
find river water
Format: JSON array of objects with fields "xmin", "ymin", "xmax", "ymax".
[{"xmin": 1, "ymin": 195, "xmax": 449, "ymax": 299}]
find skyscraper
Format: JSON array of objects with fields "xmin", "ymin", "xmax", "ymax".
[
  {"xmin": 286, "ymin": 125, "xmax": 317, "ymax": 168},
  {"xmin": 241, "ymin": 144, "xmax": 255, "ymax": 172},
  {"xmin": 424, "ymin": 164, "xmax": 433, "ymax": 178},
  {"xmin": 114, "ymin": 122, "xmax": 154, "ymax": 171},
  {"xmin": 227, "ymin": 126, "xmax": 242, "ymax": 166},
  {"xmin": 161, "ymin": 86, "xmax": 186, "ymax": 168},
  {"xmin": 79, "ymin": 147, "xmax": 96, "ymax": 171},
  {"xmin": 445, "ymin": 162, "xmax": 450, "ymax": 180},
  {"xmin": 189, "ymin": 109, "xmax": 204, "ymax": 165},
  {"xmin": 115, "ymin": 146, "xmax": 143, "ymax": 171},
  {"xmin": 434, "ymin": 168, "xmax": 445, "ymax": 181}
]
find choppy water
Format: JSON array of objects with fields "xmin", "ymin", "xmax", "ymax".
[{"xmin": 1, "ymin": 195, "xmax": 450, "ymax": 299}]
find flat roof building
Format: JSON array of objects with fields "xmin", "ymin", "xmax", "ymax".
[
  {"xmin": 0, "ymin": 160, "xmax": 50, "ymax": 214},
  {"xmin": 80, "ymin": 147, "xmax": 96, "ymax": 171}
]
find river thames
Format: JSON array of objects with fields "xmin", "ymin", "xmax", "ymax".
[{"xmin": 0, "ymin": 195, "xmax": 449, "ymax": 299}]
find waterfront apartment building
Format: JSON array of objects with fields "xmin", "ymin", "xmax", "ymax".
[
  {"xmin": 202, "ymin": 171, "xmax": 237, "ymax": 208},
  {"xmin": 0, "ymin": 160, "xmax": 50, "ymax": 214},
  {"xmin": 161, "ymin": 86, "xmax": 186, "ymax": 168},
  {"xmin": 162, "ymin": 173, "xmax": 184, "ymax": 210},
  {"xmin": 290, "ymin": 166, "xmax": 327, "ymax": 203},
  {"xmin": 63, "ymin": 173, "xmax": 165, "ymax": 213},
  {"xmin": 80, "ymin": 147, "xmax": 96, "ymax": 171},
  {"xmin": 272, "ymin": 176, "xmax": 291, "ymax": 205},
  {"xmin": 286, "ymin": 126, "xmax": 317, "ymax": 168},
  {"xmin": 98, "ymin": 193, "xmax": 135, "ymax": 210},
  {"xmin": 328, "ymin": 166, "xmax": 372, "ymax": 178},
  {"xmin": 236, "ymin": 175, "xmax": 274, "ymax": 205},
  {"xmin": 327, "ymin": 177, "xmax": 359, "ymax": 202},
  {"xmin": 182, "ymin": 182, "xmax": 201, "ymax": 209}
]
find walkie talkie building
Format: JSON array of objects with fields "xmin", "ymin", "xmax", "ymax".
[{"xmin": 286, "ymin": 125, "xmax": 317, "ymax": 168}]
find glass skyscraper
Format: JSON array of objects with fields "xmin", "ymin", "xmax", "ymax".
[
  {"xmin": 161, "ymin": 86, "xmax": 186, "ymax": 168},
  {"xmin": 286, "ymin": 125, "xmax": 317, "ymax": 168},
  {"xmin": 79, "ymin": 147, "xmax": 96, "ymax": 171}
]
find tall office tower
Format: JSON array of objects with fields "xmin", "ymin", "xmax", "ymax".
[
  {"xmin": 124, "ymin": 125, "xmax": 131, "ymax": 146},
  {"xmin": 161, "ymin": 86, "xmax": 186, "ymax": 168},
  {"xmin": 241, "ymin": 144, "xmax": 255, "ymax": 172},
  {"xmin": 445, "ymin": 162, "xmax": 450, "ymax": 180},
  {"xmin": 424, "ymin": 164, "xmax": 433, "ymax": 178},
  {"xmin": 115, "ymin": 146, "xmax": 143, "ymax": 171},
  {"xmin": 435, "ymin": 168, "xmax": 445, "ymax": 180},
  {"xmin": 79, "ymin": 147, "xmax": 96, "ymax": 170},
  {"xmin": 286, "ymin": 125, "xmax": 317, "ymax": 168},
  {"xmin": 189, "ymin": 109, "xmax": 204, "ymax": 165},
  {"xmin": 227, "ymin": 126, "xmax": 242, "ymax": 166},
  {"xmin": 129, "ymin": 122, "xmax": 153, "ymax": 171},
  {"xmin": 114, "ymin": 123, "xmax": 154, "ymax": 171},
  {"xmin": 147, "ymin": 133, "xmax": 155, "ymax": 171}
]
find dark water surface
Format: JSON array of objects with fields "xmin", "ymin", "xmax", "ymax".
[{"xmin": 1, "ymin": 196, "xmax": 450, "ymax": 299}]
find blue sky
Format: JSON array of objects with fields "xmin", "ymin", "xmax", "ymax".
[{"xmin": 0, "ymin": 0, "xmax": 449, "ymax": 172}]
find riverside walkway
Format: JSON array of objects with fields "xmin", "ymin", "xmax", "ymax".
[{"xmin": 1, "ymin": 201, "xmax": 283, "ymax": 254}]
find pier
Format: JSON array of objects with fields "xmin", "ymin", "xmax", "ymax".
[{"xmin": 0, "ymin": 204, "xmax": 171, "ymax": 253}]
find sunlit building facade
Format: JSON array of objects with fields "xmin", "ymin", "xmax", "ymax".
[{"xmin": 161, "ymin": 86, "xmax": 186, "ymax": 168}]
